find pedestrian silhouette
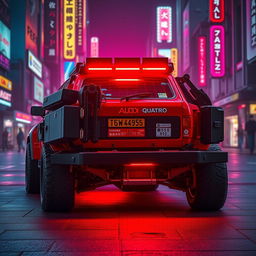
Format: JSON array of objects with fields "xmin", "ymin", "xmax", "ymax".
[
  {"xmin": 2, "ymin": 128, "xmax": 8, "ymax": 152},
  {"xmin": 245, "ymin": 115, "xmax": 256, "ymax": 154},
  {"xmin": 17, "ymin": 128, "xmax": 25, "ymax": 152}
]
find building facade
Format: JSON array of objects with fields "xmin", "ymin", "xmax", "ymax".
[{"xmin": 180, "ymin": 0, "xmax": 256, "ymax": 148}]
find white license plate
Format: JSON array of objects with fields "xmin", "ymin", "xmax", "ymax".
[{"xmin": 156, "ymin": 123, "xmax": 172, "ymax": 137}]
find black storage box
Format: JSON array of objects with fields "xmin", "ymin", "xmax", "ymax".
[
  {"xmin": 43, "ymin": 89, "xmax": 78, "ymax": 110},
  {"xmin": 44, "ymin": 106, "xmax": 80, "ymax": 143},
  {"xmin": 200, "ymin": 106, "xmax": 224, "ymax": 144}
]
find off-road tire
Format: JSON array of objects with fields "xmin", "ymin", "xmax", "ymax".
[
  {"xmin": 186, "ymin": 144, "xmax": 228, "ymax": 211},
  {"xmin": 25, "ymin": 142, "xmax": 40, "ymax": 194},
  {"xmin": 40, "ymin": 144, "xmax": 75, "ymax": 212},
  {"xmin": 121, "ymin": 185, "xmax": 159, "ymax": 192}
]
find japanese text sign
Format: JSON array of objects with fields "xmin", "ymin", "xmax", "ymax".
[
  {"xmin": 157, "ymin": 6, "xmax": 172, "ymax": 43},
  {"xmin": 209, "ymin": 0, "xmax": 224, "ymax": 23},
  {"xmin": 90, "ymin": 37, "xmax": 99, "ymax": 57},
  {"xmin": 210, "ymin": 25, "xmax": 225, "ymax": 77},
  {"xmin": 75, "ymin": 0, "xmax": 86, "ymax": 54},
  {"xmin": 44, "ymin": 0, "xmax": 58, "ymax": 61},
  {"xmin": 64, "ymin": 0, "xmax": 76, "ymax": 59},
  {"xmin": 171, "ymin": 48, "xmax": 178, "ymax": 77},
  {"xmin": 198, "ymin": 36, "xmax": 207, "ymax": 86}
]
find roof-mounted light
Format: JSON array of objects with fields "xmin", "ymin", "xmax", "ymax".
[
  {"xmin": 142, "ymin": 67, "xmax": 167, "ymax": 70},
  {"xmin": 88, "ymin": 67, "xmax": 113, "ymax": 70},
  {"xmin": 114, "ymin": 79, "xmax": 141, "ymax": 81},
  {"xmin": 115, "ymin": 67, "xmax": 140, "ymax": 70},
  {"xmin": 83, "ymin": 57, "xmax": 172, "ymax": 76}
]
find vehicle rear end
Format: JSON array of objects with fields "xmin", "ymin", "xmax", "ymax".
[{"xmin": 27, "ymin": 58, "xmax": 228, "ymax": 212}]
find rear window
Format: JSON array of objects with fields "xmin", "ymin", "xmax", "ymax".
[{"xmin": 83, "ymin": 78, "xmax": 175, "ymax": 99}]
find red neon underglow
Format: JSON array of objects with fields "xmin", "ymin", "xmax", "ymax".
[
  {"xmin": 143, "ymin": 67, "xmax": 166, "ymax": 70},
  {"xmin": 126, "ymin": 163, "xmax": 156, "ymax": 167},
  {"xmin": 115, "ymin": 68, "xmax": 140, "ymax": 70},
  {"xmin": 88, "ymin": 67, "xmax": 112, "ymax": 70},
  {"xmin": 114, "ymin": 79, "xmax": 141, "ymax": 81}
]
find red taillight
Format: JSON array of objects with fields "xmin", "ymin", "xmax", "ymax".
[
  {"xmin": 125, "ymin": 163, "xmax": 157, "ymax": 167},
  {"xmin": 182, "ymin": 116, "xmax": 192, "ymax": 138},
  {"xmin": 114, "ymin": 79, "xmax": 141, "ymax": 82}
]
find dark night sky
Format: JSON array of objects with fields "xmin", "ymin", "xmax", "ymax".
[{"xmin": 88, "ymin": 0, "xmax": 155, "ymax": 57}]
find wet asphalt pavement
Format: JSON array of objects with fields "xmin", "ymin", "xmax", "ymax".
[{"xmin": 0, "ymin": 148, "xmax": 256, "ymax": 255}]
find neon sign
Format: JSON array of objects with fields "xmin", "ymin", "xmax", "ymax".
[
  {"xmin": 64, "ymin": 0, "xmax": 76, "ymax": 59},
  {"xmin": 183, "ymin": 3, "xmax": 189, "ymax": 71},
  {"xmin": 210, "ymin": 25, "xmax": 225, "ymax": 77},
  {"xmin": 209, "ymin": 0, "xmax": 225, "ymax": 23},
  {"xmin": 15, "ymin": 111, "xmax": 32, "ymax": 124},
  {"xmin": 90, "ymin": 37, "xmax": 99, "ymax": 57},
  {"xmin": 198, "ymin": 36, "xmax": 206, "ymax": 86},
  {"xmin": 44, "ymin": 0, "xmax": 58, "ymax": 61},
  {"xmin": 0, "ymin": 89, "xmax": 11, "ymax": 107},
  {"xmin": 157, "ymin": 6, "xmax": 172, "ymax": 43},
  {"xmin": 0, "ymin": 75, "xmax": 12, "ymax": 91},
  {"xmin": 171, "ymin": 48, "xmax": 178, "ymax": 77}
]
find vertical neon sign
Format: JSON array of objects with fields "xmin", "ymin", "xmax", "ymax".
[
  {"xmin": 182, "ymin": 3, "xmax": 189, "ymax": 72},
  {"xmin": 209, "ymin": 0, "xmax": 225, "ymax": 23},
  {"xmin": 90, "ymin": 37, "xmax": 99, "ymax": 57},
  {"xmin": 171, "ymin": 48, "xmax": 178, "ymax": 77},
  {"xmin": 157, "ymin": 7, "xmax": 172, "ymax": 43},
  {"xmin": 198, "ymin": 36, "xmax": 206, "ymax": 86},
  {"xmin": 64, "ymin": 0, "xmax": 76, "ymax": 60},
  {"xmin": 210, "ymin": 25, "xmax": 225, "ymax": 77}
]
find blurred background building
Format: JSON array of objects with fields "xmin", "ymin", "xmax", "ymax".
[{"xmin": 0, "ymin": 0, "xmax": 255, "ymax": 149}]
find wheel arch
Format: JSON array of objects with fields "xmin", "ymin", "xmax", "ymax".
[{"xmin": 28, "ymin": 124, "xmax": 42, "ymax": 160}]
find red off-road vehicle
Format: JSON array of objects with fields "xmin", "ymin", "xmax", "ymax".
[{"xmin": 26, "ymin": 58, "xmax": 228, "ymax": 212}]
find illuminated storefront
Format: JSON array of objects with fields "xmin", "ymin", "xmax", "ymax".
[{"xmin": 225, "ymin": 115, "xmax": 238, "ymax": 147}]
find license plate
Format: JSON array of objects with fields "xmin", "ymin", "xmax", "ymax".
[
  {"xmin": 108, "ymin": 118, "xmax": 145, "ymax": 128},
  {"xmin": 156, "ymin": 123, "xmax": 171, "ymax": 137}
]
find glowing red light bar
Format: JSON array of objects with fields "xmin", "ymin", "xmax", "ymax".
[
  {"xmin": 142, "ymin": 67, "xmax": 167, "ymax": 70},
  {"xmin": 88, "ymin": 67, "xmax": 113, "ymax": 70},
  {"xmin": 114, "ymin": 79, "xmax": 141, "ymax": 81},
  {"xmin": 115, "ymin": 67, "xmax": 140, "ymax": 70},
  {"xmin": 126, "ymin": 163, "xmax": 156, "ymax": 167}
]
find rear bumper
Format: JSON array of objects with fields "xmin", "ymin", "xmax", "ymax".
[{"xmin": 50, "ymin": 150, "xmax": 228, "ymax": 166}]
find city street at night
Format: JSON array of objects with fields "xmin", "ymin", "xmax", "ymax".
[{"xmin": 0, "ymin": 149, "xmax": 256, "ymax": 255}]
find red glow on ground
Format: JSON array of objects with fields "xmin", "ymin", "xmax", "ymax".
[{"xmin": 77, "ymin": 188, "xmax": 129, "ymax": 206}]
